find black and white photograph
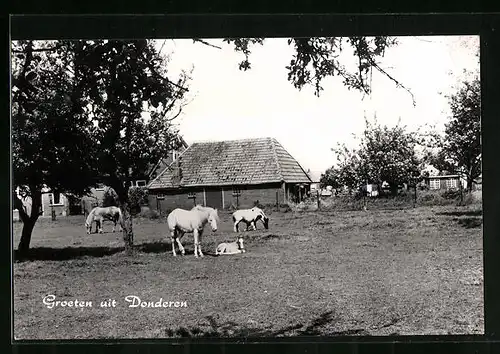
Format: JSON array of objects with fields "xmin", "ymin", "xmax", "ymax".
[{"xmin": 11, "ymin": 33, "xmax": 483, "ymax": 339}]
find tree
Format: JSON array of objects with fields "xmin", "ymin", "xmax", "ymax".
[
  {"xmin": 358, "ymin": 118, "xmax": 423, "ymax": 195},
  {"xmin": 327, "ymin": 145, "xmax": 367, "ymax": 194},
  {"xmin": 329, "ymin": 118, "xmax": 424, "ymax": 196},
  {"xmin": 12, "ymin": 40, "xmax": 98, "ymax": 253},
  {"xmin": 11, "ymin": 40, "xmax": 191, "ymax": 254},
  {"xmin": 440, "ymin": 76, "xmax": 481, "ymax": 192},
  {"xmin": 74, "ymin": 39, "xmax": 191, "ymax": 249},
  {"xmin": 319, "ymin": 168, "xmax": 341, "ymax": 190},
  {"xmin": 218, "ymin": 37, "xmax": 414, "ymax": 103}
]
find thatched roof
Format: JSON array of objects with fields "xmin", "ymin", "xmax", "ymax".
[{"xmin": 148, "ymin": 137, "xmax": 312, "ymax": 189}]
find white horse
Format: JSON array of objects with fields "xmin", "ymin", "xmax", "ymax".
[
  {"xmin": 232, "ymin": 207, "xmax": 269, "ymax": 232},
  {"xmin": 215, "ymin": 236, "xmax": 246, "ymax": 255},
  {"xmin": 85, "ymin": 206, "xmax": 123, "ymax": 234},
  {"xmin": 167, "ymin": 205, "xmax": 219, "ymax": 258}
]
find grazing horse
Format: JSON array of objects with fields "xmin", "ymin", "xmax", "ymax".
[
  {"xmin": 215, "ymin": 236, "xmax": 246, "ymax": 256},
  {"xmin": 232, "ymin": 207, "xmax": 269, "ymax": 232},
  {"xmin": 167, "ymin": 205, "xmax": 219, "ymax": 258},
  {"xmin": 85, "ymin": 206, "xmax": 123, "ymax": 234}
]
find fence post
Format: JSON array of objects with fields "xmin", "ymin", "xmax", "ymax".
[
  {"xmin": 317, "ymin": 190, "xmax": 320, "ymax": 210},
  {"xmin": 459, "ymin": 176, "xmax": 464, "ymax": 205},
  {"xmin": 51, "ymin": 206, "xmax": 56, "ymax": 221},
  {"xmin": 276, "ymin": 190, "xmax": 279, "ymax": 212}
]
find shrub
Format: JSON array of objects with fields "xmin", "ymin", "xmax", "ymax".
[
  {"xmin": 138, "ymin": 208, "xmax": 160, "ymax": 219},
  {"xmin": 129, "ymin": 187, "xmax": 148, "ymax": 215},
  {"xmin": 441, "ymin": 189, "xmax": 461, "ymax": 200},
  {"xmin": 102, "ymin": 187, "xmax": 119, "ymax": 207},
  {"xmin": 418, "ymin": 183, "xmax": 429, "ymax": 191}
]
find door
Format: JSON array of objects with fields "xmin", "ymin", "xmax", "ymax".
[{"xmin": 205, "ymin": 188, "xmax": 223, "ymax": 209}]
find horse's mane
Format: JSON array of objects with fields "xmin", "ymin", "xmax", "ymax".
[{"xmin": 192, "ymin": 205, "xmax": 219, "ymax": 221}]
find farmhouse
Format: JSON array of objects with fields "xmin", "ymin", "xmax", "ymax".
[{"xmin": 147, "ymin": 137, "xmax": 313, "ymax": 211}]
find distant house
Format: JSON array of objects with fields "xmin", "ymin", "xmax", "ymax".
[
  {"xmin": 424, "ymin": 174, "xmax": 463, "ymax": 190},
  {"xmin": 307, "ymin": 170, "xmax": 322, "ymax": 192},
  {"xmin": 307, "ymin": 170, "xmax": 336, "ymax": 197},
  {"xmin": 147, "ymin": 137, "xmax": 313, "ymax": 211},
  {"xmin": 82, "ymin": 136, "xmax": 190, "ymax": 211},
  {"xmin": 40, "ymin": 188, "xmax": 71, "ymax": 217},
  {"xmin": 13, "ymin": 186, "xmax": 72, "ymax": 219}
]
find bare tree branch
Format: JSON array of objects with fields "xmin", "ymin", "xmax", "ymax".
[
  {"xmin": 368, "ymin": 58, "xmax": 416, "ymax": 107},
  {"xmin": 193, "ymin": 38, "xmax": 222, "ymax": 49},
  {"xmin": 141, "ymin": 52, "xmax": 189, "ymax": 92}
]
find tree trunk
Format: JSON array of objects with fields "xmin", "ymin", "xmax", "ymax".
[
  {"xmin": 111, "ymin": 182, "xmax": 134, "ymax": 252},
  {"xmin": 120, "ymin": 201, "xmax": 134, "ymax": 250},
  {"xmin": 467, "ymin": 175, "xmax": 474, "ymax": 193},
  {"xmin": 18, "ymin": 218, "xmax": 36, "ymax": 255},
  {"xmin": 14, "ymin": 187, "xmax": 42, "ymax": 256},
  {"xmin": 390, "ymin": 183, "xmax": 398, "ymax": 197}
]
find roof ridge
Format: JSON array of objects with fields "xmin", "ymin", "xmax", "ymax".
[
  {"xmin": 189, "ymin": 137, "xmax": 273, "ymax": 144},
  {"xmin": 146, "ymin": 144, "xmax": 193, "ymax": 188},
  {"xmin": 269, "ymin": 138, "xmax": 284, "ymax": 181}
]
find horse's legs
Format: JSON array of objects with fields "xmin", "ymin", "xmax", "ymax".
[
  {"xmin": 193, "ymin": 229, "xmax": 201, "ymax": 258},
  {"xmin": 197, "ymin": 229, "xmax": 204, "ymax": 258},
  {"xmin": 233, "ymin": 219, "xmax": 240, "ymax": 233},
  {"xmin": 112, "ymin": 220, "xmax": 116, "ymax": 233},
  {"xmin": 245, "ymin": 221, "xmax": 251, "ymax": 231},
  {"xmin": 170, "ymin": 229, "xmax": 177, "ymax": 257},
  {"xmin": 176, "ymin": 231, "xmax": 186, "ymax": 256}
]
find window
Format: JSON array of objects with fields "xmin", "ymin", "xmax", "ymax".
[
  {"xmin": 156, "ymin": 194, "xmax": 165, "ymax": 200},
  {"xmin": 429, "ymin": 179, "xmax": 440, "ymax": 190},
  {"xmin": 446, "ymin": 178, "xmax": 457, "ymax": 189},
  {"xmin": 136, "ymin": 180, "xmax": 147, "ymax": 187},
  {"xmin": 96, "ymin": 183, "xmax": 105, "ymax": 191},
  {"xmin": 232, "ymin": 188, "xmax": 241, "ymax": 196},
  {"xmin": 187, "ymin": 192, "xmax": 196, "ymax": 199}
]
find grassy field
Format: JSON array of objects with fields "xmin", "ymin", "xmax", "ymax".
[{"xmin": 12, "ymin": 204, "xmax": 484, "ymax": 339}]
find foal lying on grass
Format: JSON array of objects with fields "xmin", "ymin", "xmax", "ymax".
[{"xmin": 215, "ymin": 236, "xmax": 246, "ymax": 255}]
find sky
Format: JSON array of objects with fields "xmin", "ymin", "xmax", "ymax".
[{"xmin": 152, "ymin": 36, "xmax": 479, "ymax": 175}]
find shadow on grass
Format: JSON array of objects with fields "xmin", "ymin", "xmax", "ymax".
[
  {"xmin": 137, "ymin": 241, "xmax": 219, "ymax": 257},
  {"xmin": 455, "ymin": 217, "xmax": 483, "ymax": 229},
  {"xmin": 14, "ymin": 246, "xmax": 125, "ymax": 262},
  {"xmin": 164, "ymin": 311, "xmax": 369, "ymax": 338},
  {"xmin": 436, "ymin": 210, "xmax": 482, "ymax": 217},
  {"xmin": 14, "ymin": 240, "xmax": 220, "ymax": 262}
]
